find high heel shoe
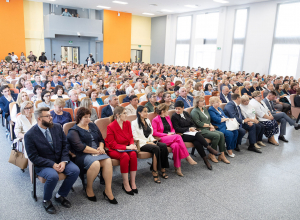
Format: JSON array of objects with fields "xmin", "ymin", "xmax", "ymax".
[
  {"xmin": 103, "ymin": 191, "xmax": 118, "ymax": 204},
  {"xmin": 203, "ymin": 157, "xmax": 212, "ymax": 170},
  {"xmin": 152, "ymin": 171, "xmax": 161, "ymax": 184},
  {"xmin": 218, "ymin": 154, "xmax": 230, "ymax": 164},
  {"xmin": 122, "ymin": 183, "xmax": 134, "ymax": 195},
  {"xmin": 85, "ymin": 189, "xmax": 97, "ymax": 202},
  {"xmin": 208, "ymin": 154, "xmax": 218, "ymax": 163},
  {"xmin": 175, "ymin": 168, "xmax": 184, "ymax": 177},
  {"xmin": 207, "ymin": 146, "xmax": 221, "ymax": 156},
  {"xmin": 129, "ymin": 182, "xmax": 138, "ymax": 194}
]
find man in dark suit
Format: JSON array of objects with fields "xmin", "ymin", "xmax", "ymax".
[
  {"xmin": 51, "ymin": 74, "xmax": 63, "ymax": 87},
  {"xmin": 220, "ymin": 86, "xmax": 232, "ymax": 103},
  {"xmin": 0, "ymin": 85, "xmax": 18, "ymax": 126},
  {"xmin": 224, "ymin": 94, "xmax": 262, "ymax": 153},
  {"xmin": 263, "ymin": 91, "xmax": 300, "ymax": 143},
  {"xmin": 86, "ymin": 54, "xmax": 95, "ymax": 66},
  {"xmin": 64, "ymin": 89, "xmax": 80, "ymax": 119},
  {"xmin": 105, "ymin": 63, "xmax": 110, "ymax": 72},
  {"xmin": 25, "ymin": 107, "xmax": 80, "ymax": 214},
  {"xmin": 236, "ymin": 78, "xmax": 244, "ymax": 87},
  {"xmin": 263, "ymin": 83, "xmax": 285, "ymax": 112},
  {"xmin": 176, "ymin": 87, "xmax": 193, "ymax": 109},
  {"xmin": 101, "ymin": 95, "xmax": 119, "ymax": 118}
]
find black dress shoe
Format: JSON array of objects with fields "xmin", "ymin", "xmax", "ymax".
[
  {"xmin": 85, "ymin": 190, "xmax": 97, "ymax": 202},
  {"xmin": 43, "ymin": 200, "xmax": 56, "ymax": 214},
  {"xmin": 234, "ymin": 146, "xmax": 240, "ymax": 152},
  {"xmin": 248, "ymin": 147, "xmax": 262, "ymax": 153},
  {"xmin": 103, "ymin": 191, "xmax": 118, "ymax": 204},
  {"xmin": 295, "ymin": 125, "xmax": 300, "ymax": 130},
  {"xmin": 122, "ymin": 183, "xmax": 134, "ymax": 195},
  {"xmin": 55, "ymin": 196, "xmax": 71, "ymax": 208},
  {"xmin": 129, "ymin": 182, "xmax": 138, "ymax": 194},
  {"xmin": 278, "ymin": 136, "xmax": 289, "ymax": 142}
]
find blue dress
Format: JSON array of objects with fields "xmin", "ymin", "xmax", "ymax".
[{"xmin": 50, "ymin": 111, "xmax": 72, "ymax": 127}]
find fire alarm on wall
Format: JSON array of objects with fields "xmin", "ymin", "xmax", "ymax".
[{"xmin": 118, "ymin": 12, "xmax": 120, "ymax": 16}]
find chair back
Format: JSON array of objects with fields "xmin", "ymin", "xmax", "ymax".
[
  {"xmin": 95, "ymin": 118, "xmax": 111, "ymax": 139},
  {"xmin": 8, "ymin": 84, "xmax": 14, "ymax": 89},
  {"xmin": 139, "ymin": 101, "xmax": 148, "ymax": 106},
  {"xmin": 186, "ymin": 107, "xmax": 193, "ymax": 114},
  {"xmin": 261, "ymin": 90, "xmax": 264, "ymax": 99},
  {"xmin": 101, "ymin": 95, "xmax": 109, "ymax": 103},
  {"xmin": 10, "ymin": 88, "xmax": 19, "ymax": 94},
  {"xmin": 204, "ymin": 95, "xmax": 212, "ymax": 105},
  {"xmin": 220, "ymin": 103, "xmax": 226, "ymax": 110},
  {"xmin": 63, "ymin": 121, "xmax": 76, "ymax": 136},
  {"xmin": 167, "ymin": 110, "xmax": 175, "ymax": 118},
  {"xmin": 118, "ymin": 94, "xmax": 127, "ymax": 104},
  {"xmin": 172, "ymin": 98, "xmax": 177, "ymax": 103},
  {"xmin": 63, "ymin": 108, "xmax": 74, "ymax": 121},
  {"xmin": 290, "ymin": 94, "xmax": 296, "ymax": 107},
  {"xmin": 147, "ymin": 112, "xmax": 157, "ymax": 123},
  {"xmin": 120, "ymin": 103, "xmax": 130, "ymax": 107},
  {"xmin": 239, "ymin": 86, "xmax": 244, "ymax": 96},
  {"xmin": 127, "ymin": 114, "xmax": 137, "ymax": 122},
  {"xmin": 10, "ymin": 80, "xmax": 18, "ymax": 85},
  {"xmin": 74, "ymin": 107, "xmax": 79, "ymax": 119},
  {"xmin": 98, "ymin": 104, "xmax": 108, "ymax": 118},
  {"xmin": 136, "ymin": 93, "xmax": 145, "ymax": 99},
  {"xmin": 35, "ymin": 100, "xmax": 42, "ymax": 109}
]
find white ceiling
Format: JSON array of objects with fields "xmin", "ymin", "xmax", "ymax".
[{"xmin": 30, "ymin": 0, "xmax": 270, "ymax": 17}]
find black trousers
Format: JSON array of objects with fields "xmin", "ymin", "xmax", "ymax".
[
  {"xmin": 141, "ymin": 142, "xmax": 170, "ymax": 170},
  {"xmin": 182, "ymin": 132, "xmax": 208, "ymax": 158},
  {"xmin": 296, "ymin": 113, "xmax": 300, "ymax": 124}
]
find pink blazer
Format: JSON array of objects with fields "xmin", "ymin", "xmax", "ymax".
[{"xmin": 151, "ymin": 115, "xmax": 175, "ymax": 137}]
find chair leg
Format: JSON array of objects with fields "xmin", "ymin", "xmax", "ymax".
[{"xmin": 32, "ymin": 166, "xmax": 37, "ymax": 201}]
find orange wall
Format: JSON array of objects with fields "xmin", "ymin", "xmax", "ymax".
[
  {"xmin": 103, "ymin": 10, "xmax": 131, "ymax": 63},
  {"xmin": 0, "ymin": 0, "xmax": 26, "ymax": 60}
]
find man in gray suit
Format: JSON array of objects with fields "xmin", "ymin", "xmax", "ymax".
[
  {"xmin": 65, "ymin": 89, "xmax": 80, "ymax": 119},
  {"xmin": 263, "ymin": 83, "xmax": 283, "ymax": 111},
  {"xmin": 263, "ymin": 91, "xmax": 300, "ymax": 143}
]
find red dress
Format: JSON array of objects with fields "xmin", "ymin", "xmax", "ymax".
[{"xmin": 105, "ymin": 120, "xmax": 137, "ymax": 173}]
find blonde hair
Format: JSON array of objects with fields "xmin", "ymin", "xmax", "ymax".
[
  {"xmin": 282, "ymin": 83, "xmax": 290, "ymax": 90},
  {"xmin": 240, "ymin": 95, "xmax": 249, "ymax": 103},
  {"xmin": 54, "ymin": 98, "xmax": 66, "ymax": 106},
  {"xmin": 209, "ymin": 96, "xmax": 220, "ymax": 106},
  {"xmin": 194, "ymin": 83, "xmax": 202, "ymax": 91},
  {"xmin": 110, "ymin": 106, "xmax": 125, "ymax": 122},
  {"xmin": 79, "ymin": 97, "xmax": 92, "ymax": 110},
  {"xmin": 82, "ymin": 79, "xmax": 90, "ymax": 87},
  {"xmin": 154, "ymin": 103, "xmax": 169, "ymax": 115},
  {"xmin": 243, "ymin": 81, "xmax": 250, "ymax": 86},
  {"xmin": 193, "ymin": 96, "xmax": 204, "ymax": 108},
  {"xmin": 21, "ymin": 101, "xmax": 33, "ymax": 115},
  {"xmin": 16, "ymin": 91, "xmax": 29, "ymax": 106},
  {"xmin": 252, "ymin": 91, "xmax": 261, "ymax": 98},
  {"xmin": 156, "ymin": 87, "xmax": 164, "ymax": 96}
]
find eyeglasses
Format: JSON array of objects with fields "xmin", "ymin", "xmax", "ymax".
[
  {"xmin": 40, "ymin": 115, "xmax": 52, "ymax": 118},
  {"xmin": 44, "ymin": 95, "xmax": 50, "ymax": 98},
  {"xmin": 24, "ymin": 106, "xmax": 33, "ymax": 110}
]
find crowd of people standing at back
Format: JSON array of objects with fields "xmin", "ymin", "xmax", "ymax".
[{"xmin": 1, "ymin": 57, "xmax": 300, "ymax": 214}]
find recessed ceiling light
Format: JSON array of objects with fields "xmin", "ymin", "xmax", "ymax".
[
  {"xmin": 184, "ymin": 5, "xmax": 198, "ymax": 8},
  {"xmin": 143, "ymin": 13, "xmax": 155, "ymax": 15},
  {"xmin": 97, "ymin": 5, "xmax": 111, "ymax": 9},
  {"xmin": 161, "ymin": 9, "xmax": 173, "ymax": 12},
  {"xmin": 112, "ymin": 1, "xmax": 128, "ymax": 4},
  {"xmin": 213, "ymin": 0, "xmax": 229, "ymax": 3}
]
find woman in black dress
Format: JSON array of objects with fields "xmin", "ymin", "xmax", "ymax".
[
  {"xmin": 67, "ymin": 107, "xmax": 117, "ymax": 204},
  {"xmin": 171, "ymin": 101, "xmax": 220, "ymax": 170}
]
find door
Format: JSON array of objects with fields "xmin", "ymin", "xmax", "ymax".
[
  {"xmin": 130, "ymin": 49, "xmax": 143, "ymax": 63},
  {"xmin": 61, "ymin": 46, "xmax": 80, "ymax": 64}
]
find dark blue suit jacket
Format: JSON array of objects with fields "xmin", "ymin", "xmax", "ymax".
[
  {"xmin": 176, "ymin": 95, "xmax": 194, "ymax": 109},
  {"xmin": 0, "ymin": 94, "xmax": 18, "ymax": 116},
  {"xmin": 220, "ymin": 93, "xmax": 232, "ymax": 103},
  {"xmin": 25, "ymin": 123, "xmax": 70, "ymax": 173},
  {"xmin": 101, "ymin": 105, "xmax": 113, "ymax": 118},
  {"xmin": 32, "ymin": 82, "xmax": 45, "ymax": 87},
  {"xmin": 51, "ymin": 81, "xmax": 63, "ymax": 87},
  {"xmin": 223, "ymin": 101, "xmax": 244, "ymax": 124},
  {"xmin": 208, "ymin": 106, "xmax": 228, "ymax": 133}
]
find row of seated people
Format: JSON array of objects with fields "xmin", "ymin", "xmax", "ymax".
[{"xmin": 14, "ymin": 90, "xmax": 300, "ymax": 214}]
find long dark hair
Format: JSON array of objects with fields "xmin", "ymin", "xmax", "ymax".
[{"xmin": 137, "ymin": 105, "xmax": 147, "ymax": 129}]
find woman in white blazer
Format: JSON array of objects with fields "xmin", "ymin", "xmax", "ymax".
[{"xmin": 131, "ymin": 106, "xmax": 169, "ymax": 183}]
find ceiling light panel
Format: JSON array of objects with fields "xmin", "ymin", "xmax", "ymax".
[
  {"xmin": 112, "ymin": 1, "xmax": 128, "ymax": 4},
  {"xmin": 184, "ymin": 5, "xmax": 198, "ymax": 8},
  {"xmin": 97, "ymin": 5, "xmax": 111, "ymax": 9},
  {"xmin": 142, "ymin": 13, "xmax": 155, "ymax": 15},
  {"xmin": 213, "ymin": 0, "xmax": 229, "ymax": 3},
  {"xmin": 161, "ymin": 9, "xmax": 173, "ymax": 12}
]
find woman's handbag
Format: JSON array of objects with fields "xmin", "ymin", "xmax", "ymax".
[
  {"xmin": 226, "ymin": 118, "xmax": 240, "ymax": 131},
  {"xmin": 8, "ymin": 139, "xmax": 28, "ymax": 169}
]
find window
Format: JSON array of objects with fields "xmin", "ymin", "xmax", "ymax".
[
  {"xmin": 175, "ymin": 16, "xmax": 192, "ymax": 66},
  {"xmin": 193, "ymin": 12, "xmax": 219, "ymax": 69},
  {"xmin": 230, "ymin": 9, "xmax": 248, "ymax": 72},
  {"xmin": 269, "ymin": 2, "xmax": 300, "ymax": 77}
]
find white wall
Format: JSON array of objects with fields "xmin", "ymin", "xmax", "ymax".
[{"xmin": 163, "ymin": 0, "xmax": 291, "ymax": 75}]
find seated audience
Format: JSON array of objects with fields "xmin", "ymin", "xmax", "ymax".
[
  {"xmin": 79, "ymin": 98, "xmax": 98, "ymax": 122},
  {"xmin": 23, "ymin": 80, "xmax": 34, "ymax": 95},
  {"xmin": 263, "ymin": 91, "xmax": 299, "ymax": 143},
  {"xmin": 88, "ymin": 89, "xmax": 104, "ymax": 107},
  {"xmin": 123, "ymin": 87, "xmax": 135, "ymax": 103},
  {"xmin": 171, "ymin": 101, "xmax": 221, "ymax": 170},
  {"xmin": 289, "ymin": 83, "xmax": 298, "ymax": 94},
  {"xmin": 139, "ymin": 86, "xmax": 152, "ymax": 102},
  {"xmin": 232, "ymin": 86, "xmax": 239, "ymax": 95},
  {"xmin": 63, "ymin": 79, "xmax": 73, "ymax": 94},
  {"xmin": 191, "ymin": 96, "xmax": 229, "ymax": 163},
  {"xmin": 241, "ymin": 81, "xmax": 252, "ymax": 99},
  {"xmin": 11, "ymin": 91, "xmax": 29, "ymax": 123},
  {"xmin": 161, "ymin": 92, "xmax": 175, "ymax": 110},
  {"xmin": 0, "ymin": 85, "xmax": 18, "ymax": 123},
  {"xmin": 50, "ymin": 98, "xmax": 72, "ymax": 126},
  {"xmin": 32, "ymin": 74, "xmax": 44, "ymax": 87},
  {"xmin": 176, "ymin": 87, "xmax": 193, "ymax": 109},
  {"xmin": 193, "ymin": 82, "xmax": 204, "ymax": 97},
  {"xmin": 204, "ymin": 84, "xmax": 213, "ymax": 95},
  {"xmin": 25, "ymin": 107, "xmax": 80, "ymax": 214},
  {"xmin": 249, "ymin": 92, "xmax": 279, "ymax": 145},
  {"xmin": 208, "ymin": 97, "xmax": 239, "ymax": 157},
  {"xmin": 220, "ymin": 86, "xmax": 232, "ymax": 103},
  {"xmin": 125, "ymin": 95, "xmax": 139, "ymax": 115},
  {"xmin": 44, "ymin": 80, "xmax": 53, "ymax": 93},
  {"xmin": 152, "ymin": 103, "xmax": 197, "ymax": 176},
  {"xmin": 105, "ymin": 106, "xmax": 138, "ymax": 195},
  {"xmin": 101, "ymin": 95, "xmax": 119, "ymax": 118},
  {"xmin": 38, "ymin": 90, "xmax": 54, "ymax": 109},
  {"xmin": 31, "ymin": 85, "xmax": 43, "ymax": 103},
  {"xmin": 67, "ymin": 107, "xmax": 117, "ymax": 204},
  {"xmin": 294, "ymin": 88, "xmax": 300, "ymax": 123},
  {"xmin": 51, "ymin": 74, "xmax": 63, "ymax": 87},
  {"xmin": 156, "ymin": 87, "xmax": 164, "ymax": 102},
  {"xmin": 51, "ymin": 85, "xmax": 68, "ymax": 99},
  {"xmin": 16, "ymin": 77, "xmax": 25, "ymax": 91},
  {"xmin": 145, "ymin": 92, "xmax": 159, "ymax": 113},
  {"xmin": 134, "ymin": 82, "xmax": 145, "ymax": 94},
  {"xmin": 275, "ymin": 84, "xmax": 290, "ymax": 105},
  {"xmin": 65, "ymin": 89, "xmax": 81, "ymax": 115},
  {"xmin": 171, "ymin": 86, "xmax": 180, "ymax": 99},
  {"xmin": 249, "ymin": 81, "xmax": 259, "ymax": 93},
  {"xmin": 131, "ymin": 106, "xmax": 170, "ymax": 183}
]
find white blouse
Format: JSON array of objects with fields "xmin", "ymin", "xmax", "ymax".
[
  {"xmin": 240, "ymin": 104, "xmax": 256, "ymax": 120},
  {"xmin": 249, "ymin": 99, "xmax": 270, "ymax": 121},
  {"xmin": 14, "ymin": 113, "xmax": 37, "ymax": 137}
]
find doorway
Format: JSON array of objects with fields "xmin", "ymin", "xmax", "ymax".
[
  {"xmin": 131, "ymin": 49, "xmax": 143, "ymax": 63},
  {"xmin": 61, "ymin": 46, "xmax": 80, "ymax": 64}
]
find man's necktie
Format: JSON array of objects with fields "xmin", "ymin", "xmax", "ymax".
[{"xmin": 45, "ymin": 130, "xmax": 53, "ymax": 149}]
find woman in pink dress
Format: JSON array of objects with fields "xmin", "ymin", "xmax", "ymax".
[{"xmin": 151, "ymin": 103, "xmax": 197, "ymax": 176}]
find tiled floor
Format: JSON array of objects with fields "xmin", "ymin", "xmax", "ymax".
[{"xmin": 1, "ymin": 123, "xmax": 300, "ymax": 220}]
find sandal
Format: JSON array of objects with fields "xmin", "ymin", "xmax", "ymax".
[
  {"xmin": 152, "ymin": 171, "xmax": 161, "ymax": 184},
  {"xmin": 160, "ymin": 169, "xmax": 168, "ymax": 179}
]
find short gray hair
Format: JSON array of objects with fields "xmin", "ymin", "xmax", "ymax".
[
  {"xmin": 147, "ymin": 92, "xmax": 156, "ymax": 100},
  {"xmin": 108, "ymin": 94, "xmax": 117, "ymax": 102},
  {"xmin": 21, "ymin": 101, "xmax": 33, "ymax": 115},
  {"xmin": 68, "ymin": 89, "xmax": 77, "ymax": 96},
  {"xmin": 222, "ymin": 86, "xmax": 229, "ymax": 91},
  {"xmin": 107, "ymin": 87, "xmax": 116, "ymax": 94},
  {"xmin": 34, "ymin": 107, "xmax": 50, "ymax": 120},
  {"xmin": 179, "ymin": 87, "xmax": 186, "ymax": 93},
  {"xmin": 126, "ymin": 87, "xmax": 134, "ymax": 96}
]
